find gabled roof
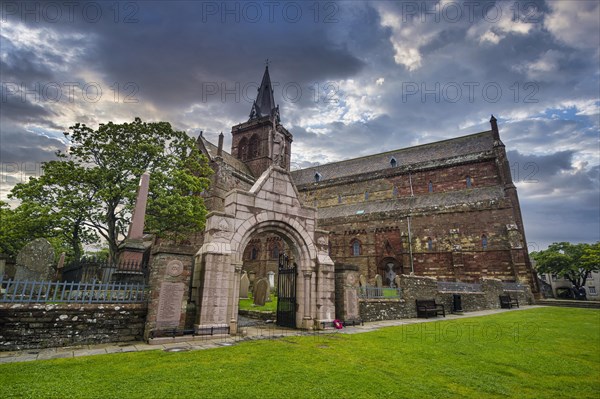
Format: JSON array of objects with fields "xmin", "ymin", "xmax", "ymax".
[
  {"xmin": 197, "ymin": 135, "xmax": 254, "ymax": 179},
  {"xmin": 291, "ymin": 130, "xmax": 495, "ymax": 186}
]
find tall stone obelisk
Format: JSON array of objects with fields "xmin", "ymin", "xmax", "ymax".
[{"xmin": 117, "ymin": 172, "xmax": 151, "ymax": 281}]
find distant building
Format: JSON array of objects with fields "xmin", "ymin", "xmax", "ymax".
[{"xmin": 538, "ymin": 270, "xmax": 599, "ymax": 299}]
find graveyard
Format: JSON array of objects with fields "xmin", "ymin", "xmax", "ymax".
[{"xmin": 1, "ymin": 307, "xmax": 599, "ymax": 398}]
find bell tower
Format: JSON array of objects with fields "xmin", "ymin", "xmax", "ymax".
[{"xmin": 231, "ymin": 63, "xmax": 293, "ymax": 177}]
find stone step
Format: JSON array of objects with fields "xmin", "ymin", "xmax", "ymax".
[{"xmin": 535, "ymin": 300, "xmax": 600, "ymax": 309}]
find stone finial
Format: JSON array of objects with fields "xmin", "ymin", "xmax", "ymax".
[
  {"xmin": 217, "ymin": 132, "xmax": 224, "ymax": 156},
  {"xmin": 127, "ymin": 172, "xmax": 150, "ymax": 240},
  {"xmin": 490, "ymin": 114, "xmax": 500, "ymax": 139}
]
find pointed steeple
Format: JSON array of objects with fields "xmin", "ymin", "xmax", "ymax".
[{"xmin": 249, "ymin": 63, "xmax": 280, "ymax": 122}]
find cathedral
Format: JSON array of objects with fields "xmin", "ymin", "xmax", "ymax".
[{"xmin": 196, "ymin": 66, "xmax": 539, "ymax": 295}]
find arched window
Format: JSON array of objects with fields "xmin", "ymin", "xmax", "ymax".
[
  {"xmin": 428, "ymin": 181, "xmax": 433, "ymax": 193},
  {"xmin": 393, "ymin": 185, "xmax": 398, "ymax": 196},
  {"xmin": 238, "ymin": 137, "xmax": 248, "ymax": 161},
  {"xmin": 251, "ymin": 246, "xmax": 259, "ymax": 260},
  {"xmin": 314, "ymin": 172, "xmax": 321, "ymax": 182},
  {"xmin": 351, "ymin": 240, "xmax": 361, "ymax": 256},
  {"xmin": 248, "ymin": 135, "xmax": 259, "ymax": 159},
  {"xmin": 482, "ymin": 235, "xmax": 488, "ymax": 250},
  {"xmin": 272, "ymin": 244, "xmax": 280, "ymax": 259},
  {"xmin": 338, "ymin": 194, "xmax": 342, "ymax": 204},
  {"xmin": 466, "ymin": 176, "xmax": 472, "ymax": 188},
  {"xmin": 427, "ymin": 237, "xmax": 433, "ymax": 251},
  {"xmin": 390, "ymin": 157, "xmax": 397, "ymax": 167},
  {"xmin": 364, "ymin": 191, "xmax": 369, "ymax": 200}
]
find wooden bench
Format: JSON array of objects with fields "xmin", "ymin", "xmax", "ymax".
[
  {"xmin": 499, "ymin": 294, "xmax": 519, "ymax": 309},
  {"xmin": 416, "ymin": 299, "xmax": 445, "ymax": 318}
]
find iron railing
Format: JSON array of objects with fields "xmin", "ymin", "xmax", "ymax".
[
  {"xmin": 358, "ymin": 286, "xmax": 402, "ymax": 299},
  {"xmin": 502, "ymin": 282, "xmax": 526, "ymax": 291},
  {"xmin": 437, "ymin": 281, "xmax": 482, "ymax": 293},
  {"xmin": 0, "ymin": 276, "xmax": 147, "ymax": 304},
  {"xmin": 61, "ymin": 257, "xmax": 149, "ymax": 283}
]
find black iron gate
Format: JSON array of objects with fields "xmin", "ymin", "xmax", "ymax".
[{"xmin": 276, "ymin": 254, "xmax": 297, "ymax": 328}]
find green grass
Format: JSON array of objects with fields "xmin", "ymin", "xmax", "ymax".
[
  {"xmin": 382, "ymin": 287, "xmax": 400, "ymax": 297},
  {"xmin": 238, "ymin": 293, "xmax": 278, "ymax": 312},
  {"xmin": 1, "ymin": 308, "xmax": 599, "ymax": 399}
]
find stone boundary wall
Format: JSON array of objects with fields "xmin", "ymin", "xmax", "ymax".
[
  {"xmin": 359, "ymin": 299, "xmax": 409, "ymax": 321},
  {"xmin": 358, "ymin": 275, "xmax": 534, "ymax": 322},
  {"xmin": 0, "ymin": 303, "xmax": 147, "ymax": 351}
]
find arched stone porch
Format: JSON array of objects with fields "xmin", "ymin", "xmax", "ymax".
[{"xmin": 192, "ymin": 166, "xmax": 335, "ymax": 334}]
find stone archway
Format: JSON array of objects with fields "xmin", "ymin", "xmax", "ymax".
[{"xmin": 192, "ymin": 166, "xmax": 335, "ymax": 334}]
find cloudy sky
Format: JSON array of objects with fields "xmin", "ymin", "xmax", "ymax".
[{"xmin": 1, "ymin": 0, "xmax": 598, "ymax": 250}]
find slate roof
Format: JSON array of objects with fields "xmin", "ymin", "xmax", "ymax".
[
  {"xmin": 291, "ymin": 130, "xmax": 495, "ymax": 185},
  {"xmin": 317, "ymin": 186, "xmax": 505, "ymax": 220},
  {"xmin": 198, "ymin": 135, "xmax": 255, "ymax": 179}
]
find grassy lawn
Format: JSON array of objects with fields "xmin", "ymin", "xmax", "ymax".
[
  {"xmin": 1, "ymin": 307, "xmax": 599, "ymax": 399},
  {"xmin": 238, "ymin": 293, "xmax": 278, "ymax": 312}
]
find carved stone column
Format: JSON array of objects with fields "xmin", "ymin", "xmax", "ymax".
[
  {"xmin": 229, "ymin": 262, "xmax": 242, "ymax": 334},
  {"xmin": 302, "ymin": 271, "xmax": 313, "ymax": 329}
]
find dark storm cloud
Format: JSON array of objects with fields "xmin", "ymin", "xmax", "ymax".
[
  {"xmin": 0, "ymin": 123, "xmax": 66, "ymax": 165},
  {"xmin": 1, "ymin": 0, "xmax": 598, "ymax": 248}
]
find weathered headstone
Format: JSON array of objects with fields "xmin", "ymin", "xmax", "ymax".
[
  {"xmin": 248, "ymin": 271, "xmax": 256, "ymax": 290},
  {"xmin": 14, "ymin": 238, "xmax": 55, "ymax": 281},
  {"xmin": 0, "ymin": 253, "xmax": 7, "ymax": 278},
  {"xmin": 359, "ymin": 274, "xmax": 367, "ymax": 287},
  {"xmin": 266, "ymin": 271, "xmax": 275, "ymax": 299},
  {"xmin": 239, "ymin": 272, "xmax": 250, "ymax": 298},
  {"xmin": 55, "ymin": 252, "xmax": 66, "ymax": 280},
  {"xmin": 375, "ymin": 274, "xmax": 383, "ymax": 288},
  {"xmin": 253, "ymin": 278, "xmax": 269, "ymax": 306},
  {"xmin": 267, "ymin": 271, "xmax": 275, "ymax": 289},
  {"xmin": 393, "ymin": 275, "xmax": 401, "ymax": 288}
]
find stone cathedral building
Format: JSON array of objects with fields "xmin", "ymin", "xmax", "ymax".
[{"xmin": 194, "ymin": 66, "xmax": 539, "ymax": 323}]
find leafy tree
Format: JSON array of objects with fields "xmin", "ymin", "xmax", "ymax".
[
  {"xmin": 9, "ymin": 161, "xmax": 98, "ymax": 261},
  {"xmin": 532, "ymin": 242, "xmax": 600, "ymax": 289},
  {"xmin": 0, "ymin": 201, "xmax": 73, "ymax": 260},
  {"xmin": 9, "ymin": 118, "xmax": 211, "ymax": 261}
]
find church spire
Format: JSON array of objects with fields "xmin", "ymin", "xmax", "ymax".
[{"xmin": 249, "ymin": 62, "xmax": 280, "ymax": 122}]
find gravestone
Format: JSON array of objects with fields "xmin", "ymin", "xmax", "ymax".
[
  {"xmin": 239, "ymin": 272, "xmax": 250, "ymax": 299},
  {"xmin": 0, "ymin": 253, "xmax": 7, "ymax": 278},
  {"xmin": 393, "ymin": 275, "xmax": 401, "ymax": 288},
  {"xmin": 248, "ymin": 271, "xmax": 256, "ymax": 290},
  {"xmin": 56, "ymin": 252, "xmax": 66, "ymax": 280},
  {"xmin": 266, "ymin": 271, "xmax": 275, "ymax": 301},
  {"xmin": 375, "ymin": 274, "xmax": 382, "ymax": 288},
  {"xmin": 359, "ymin": 274, "xmax": 367, "ymax": 287},
  {"xmin": 14, "ymin": 238, "xmax": 55, "ymax": 281},
  {"xmin": 253, "ymin": 278, "xmax": 269, "ymax": 306}
]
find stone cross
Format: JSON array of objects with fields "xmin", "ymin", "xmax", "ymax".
[{"xmin": 127, "ymin": 172, "xmax": 150, "ymax": 240}]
